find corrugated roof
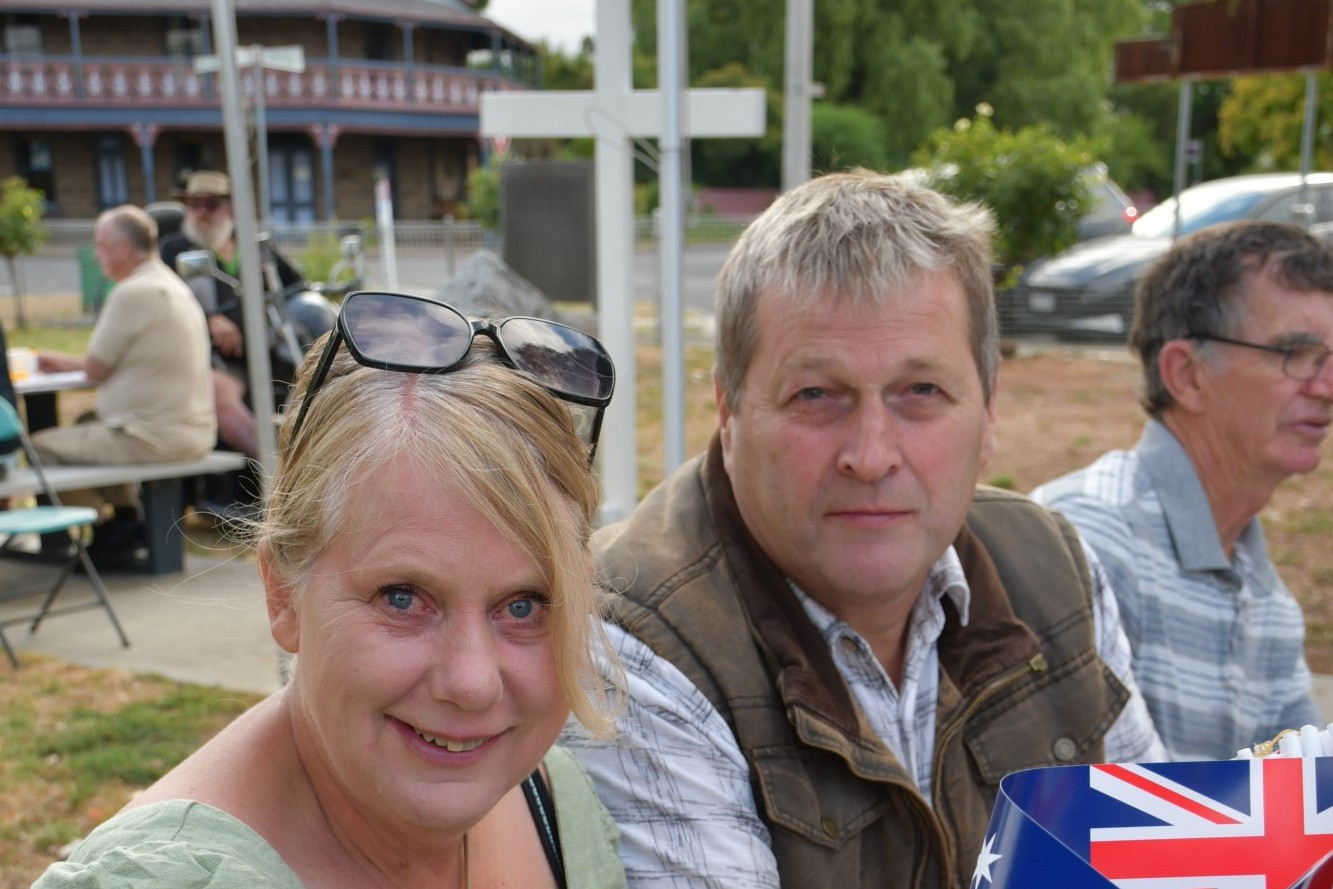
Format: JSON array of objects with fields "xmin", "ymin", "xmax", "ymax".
[{"xmin": 7, "ymin": 0, "xmax": 534, "ymax": 47}]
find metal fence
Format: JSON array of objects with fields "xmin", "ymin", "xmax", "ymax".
[
  {"xmin": 36, "ymin": 214, "xmax": 1138, "ymax": 344},
  {"xmin": 43, "ymin": 213, "xmax": 753, "ymax": 252},
  {"xmin": 40, "ymin": 213, "xmax": 759, "ymax": 313}
]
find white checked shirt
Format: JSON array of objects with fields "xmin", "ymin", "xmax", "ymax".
[{"xmin": 560, "ymin": 544, "xmax": 1164, "ymax": 889}]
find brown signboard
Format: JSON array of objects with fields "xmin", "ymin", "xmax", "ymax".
[
  {"xmin": 1115, "ymin": 38, "xmax": 1174, "ymax": 82},
  {"xmin": 1116, "ymin": 0, "xmax": 1333, "ymax": 82}
]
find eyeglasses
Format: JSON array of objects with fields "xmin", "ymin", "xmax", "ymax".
[
  {"xmin": 1188, "ymin": 332, "xmax": 1332, "ymax": 382},
  {"xmin": 185, "ymin": 197, "xmax": 226, "ymax": 213},
  {"xmin": 289, "ymin": 291, "xmax": 615, "ymax": 459}
]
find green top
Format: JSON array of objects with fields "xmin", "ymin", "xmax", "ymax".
[
  {"xmin": 32, "ymin": 746, "xmax": 626, "ymax": 888},
  {"xmin": 216, "ymin": 253, "xmax": 240, "ymax": 279}
]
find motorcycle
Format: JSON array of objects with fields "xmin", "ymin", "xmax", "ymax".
[
  {"xmin": 172, "ymin": 234, "xmax": 358, "ymax": 409},
  {"xmin": 171, "ymin": 232, "xmax": 362, "ymax": 520}
]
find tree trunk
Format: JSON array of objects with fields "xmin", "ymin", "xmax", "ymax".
[{"xmin": 4, "ymin": 255, "xmax": 25, "ymax": 330}]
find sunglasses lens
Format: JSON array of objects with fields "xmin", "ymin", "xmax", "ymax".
[
  {"xmin": 499, "ymin": 318, "xmax": 615, "ymax": 404},
  {"xmin": 342, "ymin": 292, "xmax": 472, "ymax": 369}
]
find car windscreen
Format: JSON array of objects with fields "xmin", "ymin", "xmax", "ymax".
[{"xmin": 1132, "ymin": 186, "xmax": 1274, "ymax": 238}]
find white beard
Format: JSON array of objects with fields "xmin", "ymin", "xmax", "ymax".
[{"xmin": 182, "ymin": 215, "xmax": 235, "ymax": 254}]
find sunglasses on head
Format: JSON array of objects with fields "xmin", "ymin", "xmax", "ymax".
[{"xmin": 289, "ymin": 291, "xmax": 616, "ymax": 460}]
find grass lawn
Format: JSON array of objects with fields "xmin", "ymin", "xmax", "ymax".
[{"xmin": 1, "ymin": 658, "xmax": 261, "ymax": 886}]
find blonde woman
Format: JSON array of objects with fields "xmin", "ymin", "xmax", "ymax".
[{"xmin": 35, "ymin": 292, "xmax": 623, "ymax": 889}]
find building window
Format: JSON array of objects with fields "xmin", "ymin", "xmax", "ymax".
[
  {"xmin": 172, "ymin": 141, "xmax": 208, "ymax": 191},
  {"xmin": 165, "ymin": 16, "xmax": 204, "ymax": 58},
  {"xmin": 4, "ymin": 15, "xmax": 42, "ymax": 55},
  {"xmin": 16, "ymin": 140, "xmax": 56, "ymax": 207},
  {"xmin": 365, "ymin": 22, "xmax": 395, "ymax": 61},
  {"xmin": 269, "ymin": 139, "xmax": 316, "ymax": 223},
  {"xmin": 95, "ymin": 136, "xmax": 129, "ymax": 210}
]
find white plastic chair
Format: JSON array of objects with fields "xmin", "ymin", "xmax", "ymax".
[{"xmin": 0, "ymin": 397, "xmax": 129, "ymax": 667}]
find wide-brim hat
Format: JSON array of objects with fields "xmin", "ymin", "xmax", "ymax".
[{"xmin": 173, "ymin": 170, "xmax": 231, "ymax": 199}]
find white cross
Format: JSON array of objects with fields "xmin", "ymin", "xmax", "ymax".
[{"xmin": 480, "ymin": 0, "xmax": 765, "ymax": 524}]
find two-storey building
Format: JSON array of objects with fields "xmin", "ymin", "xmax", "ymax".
[{"xmin": 0, "ymin": 0, "xmax": 538, "ymax": 220}]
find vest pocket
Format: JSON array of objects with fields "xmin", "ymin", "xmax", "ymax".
[
  {"xmin": 751, "ymin": 745, "xmax": 901, "ymax": 848},
  {"xmin": 962, "ymin": 656, "xmax": 1122, "ymax": 784}
]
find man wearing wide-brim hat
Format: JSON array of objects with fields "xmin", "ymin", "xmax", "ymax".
[
  {"xmin": 159, "ymin": 170, "xmax": 303, "ymax": 466},
  {"xmin": 172, "ymin": 169, "xmax": 232, "ymax": 201}
]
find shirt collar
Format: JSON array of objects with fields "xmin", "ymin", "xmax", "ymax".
[
  {"xmin": 791, "ymin": 546, "xmax": 973, "ymax": 645},
  {"xmin": 1136, "ymin": 417, "xmax": 1259, "ymax": 572}
]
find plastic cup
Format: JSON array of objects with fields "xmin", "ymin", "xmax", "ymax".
[{"xmin": 7, "ymin": 348, "xmax": 35, "ymax": 381}]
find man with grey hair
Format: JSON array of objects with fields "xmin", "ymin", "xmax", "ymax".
[
  {"xmin": 34, "ymin": 204, "xmax": 215, "ymax": 570},
  {"xmin": 563, "ymin": 170, "xmax": 1163, "ymax": 888},
  {"xmin": 1034, "ymin": 220, "xmax": 1333, "ymax": 761}
]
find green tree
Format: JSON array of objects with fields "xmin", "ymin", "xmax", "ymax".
[
  {"xmin": 1218, "ymin": 72, "xmax": 1333, "ymax": 171},
  {"xmin": 464, "ymin": 164, "xmax": 501, "ymax": 232},
  {"xmin": 1109, "ymin": 78, "xmax": 1247, "ymax": 200},
  {"xmin": 914, "ymin": 111, "xmax": 1096, "ymax": 283},
  {"xmin": 811, "ymin": 104, "xmax": 889, "ymax": 174},
  {"xmin": 948, "ymin": 0, "xmax": 1144, "ymax": 136},
  {"xmin": 538, "ymin": 40, "xmax": 593, "ymax": 90},
  {"xmin": 0, "ymin": 177, "xmax": 48, "ymax": 330},
  {"xmin": 1093, "ymin": 104, "xmax": 1172, "ymax": 202},
  {"xmin": 625, "ymin": 0, "xmax": 1153, "ymax": 185}
]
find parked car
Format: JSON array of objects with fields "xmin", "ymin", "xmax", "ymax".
[
  {"xmin": 1007, "ymin": 172, "xmax": 1333, "ymax": 339},
  {"xmin": 1077, "ymin": 163, "xmax": 1139, "ymax": 241}
]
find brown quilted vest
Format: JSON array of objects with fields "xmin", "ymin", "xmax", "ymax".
[{"xmin": 597, "ymin": 439, "xmax": 1130, "ymax": 889}]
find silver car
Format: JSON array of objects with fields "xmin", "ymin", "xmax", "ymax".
[{"xmin": 1009, "ymin": 172, "xmax": 1333, "ymax": 339}]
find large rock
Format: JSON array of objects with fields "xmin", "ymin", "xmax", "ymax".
[{"xmin": 433, "ymin": 249, "xmax": 586, "ymax": 330}]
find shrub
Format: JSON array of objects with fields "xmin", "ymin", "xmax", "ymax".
[
  {"xmin": 914, "ymin": 108, "xmax": 1098, "ymax": 285},
  {"xmin": 0, "ymin": 176, "xmax": 48, "ymax": 329}
]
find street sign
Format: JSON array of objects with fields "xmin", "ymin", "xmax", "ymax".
[{"xmin": 193, "ymin": 44, "xmax": 306, "ymax": 75}]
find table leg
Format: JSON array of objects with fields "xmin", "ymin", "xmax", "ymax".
[{"xmin": 139, "ymin": 478, "xmax": 185, "ymax": 575}]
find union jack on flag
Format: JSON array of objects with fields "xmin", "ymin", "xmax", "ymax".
[{"xmin": 974, "ymin": 758, "xmax": 1333, "ymax": 889}]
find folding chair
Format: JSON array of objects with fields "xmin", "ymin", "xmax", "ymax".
[{"xmin": 0, "ymin": 398, "xmax": 129, "ymax": 668}]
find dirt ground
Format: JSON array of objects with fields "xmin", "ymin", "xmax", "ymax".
[{"xmin": 990, "ymin": 345, "xmax": 1333, "ymax": 673}]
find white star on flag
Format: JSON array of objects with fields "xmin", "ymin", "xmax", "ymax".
[{"xmin": 971, "ymin": 832, "xmax": 1003, "ymax": 888}]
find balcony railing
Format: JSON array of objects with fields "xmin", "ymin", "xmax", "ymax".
[{"xmin": 0, "ymin": 55, "xmax": 526, "ymax": 114}]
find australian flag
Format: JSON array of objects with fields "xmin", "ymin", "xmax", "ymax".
[{"xmin": 975, "ymin": 758, "xmax": 1333, "ymax": 889}]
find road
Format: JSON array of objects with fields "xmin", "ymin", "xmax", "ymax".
[{"xmin": 8, "ymin": 242, "xmax": 734, "ymax": 316}]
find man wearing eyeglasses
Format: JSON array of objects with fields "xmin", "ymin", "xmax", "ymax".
[
  {"xmin": 1033, "ymin": 220, "xmax": 1333, "ymax": 762},
  {"xmin": 561, "ymin": 171, "xmax": 1165, "ymax": 888},
  {"xmin": 159, "ymin": 170, "xmax": 303, "ymax": 461}
]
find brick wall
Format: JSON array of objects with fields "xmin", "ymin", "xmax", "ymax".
[
  {"xmin": 1, "ymin": 130, "xmax": 478, "ymax": 222},
  {"xmin": 81, "ymin": 16, "xmax": 170, "ymax": 56},
  {"xmin": 235, "ymin": 18, "xmax": 329, "ymax": 56}
]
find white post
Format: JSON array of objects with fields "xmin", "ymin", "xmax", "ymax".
[
  {"xmin": 210, "ymin": 0, "xmax": 277, "ymax": 483},
  {"xmin": 782, "ymin": 0, "xmax": 814, "ymax": 192},
  {"xmin": 1171, "ymin": 80, "xmax": 1192, "ymax": 241},
  {"xmin": 1299, "ymin": 71, "xmax": 1317, "ymax": 215},
  {"xmin": 375, "ymin": 177, "xmax": 399, "ymax": 291},
  {"xmin": 592, "ymin": 0, "xmax": 638, "ymax": 523},
  {"xmin": 658, "ymin": 0, "xmax": 686, "ymax": 473},
  {"xmin": 251, "ymin": 48, "xmax": 270, "ymax": 226}
]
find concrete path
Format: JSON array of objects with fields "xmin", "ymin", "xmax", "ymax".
[{"xmin": 0, "ymin": 539, "xmax": 281, "ymax": 695}]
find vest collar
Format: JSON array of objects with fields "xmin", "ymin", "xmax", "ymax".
[
  {"xmin": 701, "ymin": 436, "xmax": 1042, "ymax": 736},
  {"xmin": 702, "ymin": 435, "xmax": 864, "ymax": 737}
]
